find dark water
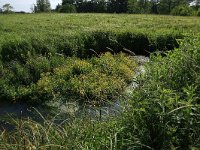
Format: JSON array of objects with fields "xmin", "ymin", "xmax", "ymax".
[{"xmin": 0, "ymin": 100, "xmax": 123, "ymax": 131}]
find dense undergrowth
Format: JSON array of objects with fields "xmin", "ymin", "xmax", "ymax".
[
  {"xmin": 0, "ymin": 52, "xmax": 136, "ymax": 105},
  {"xmin": 1, "ymin": 34, "xmax": 200, "ymax": 149}
]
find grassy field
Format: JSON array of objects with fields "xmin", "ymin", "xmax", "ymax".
[
  {"xmin": 0, "ymin": 14, "xmax": 200, "ymax": 149},
  {"xmin": 1, "ymin": 14, "xmax": 200, "ymax": 36},
  {"xmin": 0, "ymin": 14, "xmax": 199, "ymax": 57}
]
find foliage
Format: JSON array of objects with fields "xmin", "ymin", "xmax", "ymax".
[
  {"xmin": 117, "ymin": 34, "xmax": 200, "ymax": 149},
  {"xmin": 171, "ymin": 6, "xmax": 194, "ymax": 16},
  {"xmin": 0, "ymin": 110, "xmax": 120, "ymax": 149},
  {"xmin": 34, "ymin": 0, "xmax": 51, "ymax": 12},
  {"xmin": 197, "ymin": 8, "xmax": 200, "ymax": 16},
  {"xmin": 128, "ymin": 0, "xmax": 151, "ymax": 14},
  {"xmin": 0, "ymin": 53, "xmax": 136, "ymax": 105},
  {"xmin": 2, "ymin": 3, "xmax": 14, "ymax": 13},
  {"xmin": 59, "ymin": 4, "xmax": 76, "ymax": 13},
  {"xmin": 54, "ymin": 0, "xmax": 196, "ymax": 15},
  {"xmin": 157, "ymin": 0, "xmax": 188, "ymax": 14},
  {"xmin": 1, "ymin": 13, "xmax": 200, "ymax": 105}
]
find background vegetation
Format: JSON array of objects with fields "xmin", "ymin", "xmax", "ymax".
[{"xmin": 53, "ymin": 0, "xmax": 200, "ymax": 16}]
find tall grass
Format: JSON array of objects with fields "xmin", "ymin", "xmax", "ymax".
[{"xmin": 117, "ymin": 34, "xmax": 200, "ymax": 149}]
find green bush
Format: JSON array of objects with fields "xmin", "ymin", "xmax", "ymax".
[
  {"xmin": 26, "ymin": 56, "xmax": 51, "ymax": 82},
  {"xmin": 59, "ymin": 4, "xmax": 76, "ymax": 13},
  {"xmin": 117, "ymin": 32, "xmax": 149, "ymax": 55},
  {"xmin": 1, "ymin": 39, "xmax": 33, "ymax": 63},
  {"xmin": 197, "ymin": 9, "xmax": 200, "ymax": 16},
  {"xmin": 171, "ymin": 6, "xmax": 194, "ymax": 16},
  {"xmin": 30, "ymin": 37, "xmax": 56, "ymax": 57},
  {"xmin": 0, "ymin": 53, "xmax": 136, "ymax": 104},
  {"xmin": 31, "ymin": 53, "xmax": 136, "ymax": 105},
  {"xmin": 0, "ymin": 30, "xmax": 181, "ymax": 61}
]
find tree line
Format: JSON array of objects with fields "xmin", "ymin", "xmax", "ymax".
[
  {"xmin": 54, "ymin": 0, "xmax": 191, "ymax": 14},
  {"xmin": 33, "ymin": 0, "xmax": 200, "ymax": 15},
  {"xmin": 1, "ymin": 0, "xmax": 198, "ymax": 16}
]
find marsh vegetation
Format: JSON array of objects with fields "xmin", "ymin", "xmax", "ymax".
[{"xmin": 0, "ymin": 14, "xmax": 200, "ymax": 149}]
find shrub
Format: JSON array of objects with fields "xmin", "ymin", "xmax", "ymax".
[
  {"xmin": 84, "ymin": 31, "xmax": 117, "ymax": 56},
  {"xmin": 171, "ymin": 6, "xmax": 194, "ymax": 16},
  {"xmin": 117, "ymin": 32, "xmax": 149, "ymax": 55},
  {"xmin": 26, "ymin": 56, "xmax": 51, "ymax": 82},
  {"xmin": 1, "ymin": 39, "xmax": 33, "ymax": 63},
  {"xmin": 59, "ymin": 4, "xmax": 76, "ymax": 13},
  {"xmin": 197, "ymin": 9, "xmax": 200, "ymax": 16},
  {"xmin": 29, "ymin": 53, "xmax": 136, "ymax": 105},
  {"xmin": 30, "ymin": 37, "xmax": 56, "ymax": 57},
  {"xmin": 0, "ymin": 53, "xmax": 136, "ymax": 105}
]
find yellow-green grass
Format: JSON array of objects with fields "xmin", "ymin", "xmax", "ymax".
[{"xmin": 0, "ymin": 14, "xmax": 200, "ymax": 37}]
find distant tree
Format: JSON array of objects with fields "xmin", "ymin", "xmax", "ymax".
[
  {"xmin": 60, "ymin": 4, "xmax": 76, "ymax": 13},
  {"xmin": 62, "ymin": 0, "xmax": 74, "ymax": 5},
  {"xmin": 55, "ymin": 3, "xmax": 62, "ymax": 12},
  {"xmin": 95, "ymin": 0, "xmax": 107, "ymax": 13},
  {"xmin": 2, "ymin": 3, "xmax": 14, "ymax": 13},
  {"xmin": 59, "ymin": 0, "xmax": 76, "ymax": 13},
  {"xmin": 158, "ymin": 0, "xmax": 188, "ymax": 14},
  {"xmin": 194, "ymin": 0, "xmax": 200, "ymax": 10},
  {"xmin": 150, "ymin": 0, "xmax": 159, "ymax": 14},
  {"xmin": 128, "ymin": 0, "xmax": 150, "ymax": 14},
  {"xmin": 107, "ymin": 0, "xmax": 128, "ymax": 13},
  {"xmin": 171, "ymin": 5, "xmax": 193, "ymax": 16},
  {"xmin": 34, "ymin": 0, "xmax": 51, "ymax": 12},
  {"xmin": 127, "ymin": 0, "xmax": 140, "ymax": 13}
]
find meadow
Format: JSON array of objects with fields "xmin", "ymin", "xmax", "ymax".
[{"xmin": 0, "ymin": 14, "xmax": 200, "ymax": 149}]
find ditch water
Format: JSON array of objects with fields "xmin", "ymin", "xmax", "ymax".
[{"xmin": 0, "ymin": 56, "xmax": 149, "ymax": 129}]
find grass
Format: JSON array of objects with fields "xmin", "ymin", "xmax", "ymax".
[
  {"xmin": 0, "ymin": 14, "xmax": 200, "ymax": 36},
  {"xmin": 0, "ymin": 14, "xmax": 200, "ymax": 149},
  {"xmin": 0, "ymin": 13, "xmax": 199, "ymax": 57}
]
